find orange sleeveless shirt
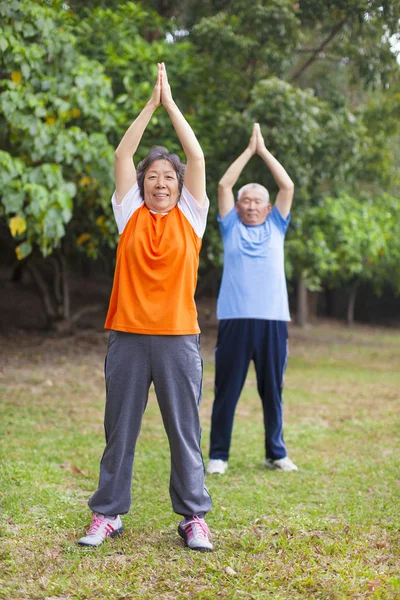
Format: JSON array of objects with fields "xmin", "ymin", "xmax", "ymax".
[{"xmin": 105, "ymin": 201, "xmax": 203, "ymax": 335}]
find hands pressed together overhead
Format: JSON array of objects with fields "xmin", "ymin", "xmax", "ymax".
[
  {"xmin": 247, "ymin": 122, "xmax": 267, "ymax": 155},
  {"xmin": 148, "ymin": 62, "xmax": 174, "ymax": 110}
]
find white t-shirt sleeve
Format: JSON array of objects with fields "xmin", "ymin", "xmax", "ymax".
[
  {"xmin": 111, "ymin": 183, "xmax": 143, "ymax": 234},
  {"xmin": 178, "ymin": 186, "xmax": 210, "ymax": 238}
]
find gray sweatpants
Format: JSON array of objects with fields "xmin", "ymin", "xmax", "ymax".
[{"xmin": 88, "ymin": 331, "xmax": 212, "ymax": 518}]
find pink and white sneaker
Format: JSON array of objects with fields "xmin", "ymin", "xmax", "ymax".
[
  {"xmin": 178, "ymin": 516, "xmax": 213, "ymax": 552},
  {"xmin": 78, "ymin": 513, "xmax": 124, "ymax": 547}
]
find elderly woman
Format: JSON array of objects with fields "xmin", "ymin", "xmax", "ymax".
[{"xmin": 78, "ymin": 63, "xmax": 212, "ymax": 552}]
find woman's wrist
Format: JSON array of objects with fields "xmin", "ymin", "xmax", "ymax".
[
  {"xmin": 145, "ymin": 100, "xmax": 158, "ymax": 112},
  {"xmin": 257, "ymin": 146, "xmax": 269, "ymax": 158},
  {"xmin": 163, "ymin": 99, "xmax": 177, "ymax": 113}
]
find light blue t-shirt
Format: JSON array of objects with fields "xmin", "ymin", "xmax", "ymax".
[{"xmin": 216, "ymin": 206, "xmax": 291, "ymax": 321}]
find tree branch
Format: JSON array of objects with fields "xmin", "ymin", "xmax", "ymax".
[
  {"xmin": 54, "ymin": 304, "xmax": 104, "ymax": 333},
  {"xmin": 290, "ymin": 18, "xmax": 348, "ymax": 82}
]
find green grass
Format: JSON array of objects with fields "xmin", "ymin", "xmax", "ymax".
[{"xmin": 1, "ymin": 322, "xmax": 400, "ymax": 599}]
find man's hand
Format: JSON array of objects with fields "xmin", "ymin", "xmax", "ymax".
[
  {"xmin": 255, "ymin": 123, "xmax": 267, "ymax": 154},
  {"xmin": 247, "ymin": 123, "xmax": 257, "ymax": 155},
  {"xmin": 147, "ymin": 63, "xmax": 162, "ymax": 110}
]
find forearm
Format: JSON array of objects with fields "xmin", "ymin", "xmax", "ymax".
[
  {"xmin": 164, "ymin": 101, "xmax": 204, "ymax": 162},
  {"xmin": 115, "ymin": 102, "xmax": 156, "ymax": 159},
  {"xmin": 219, "ymin": 148, "xmax": 253, "ymax": 188},
  {"xmin": 258, "ymin": 147, "xmax": 294, "ymax": 190}
]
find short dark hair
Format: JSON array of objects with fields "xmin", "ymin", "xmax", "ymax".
[{"xmin": 136, "ymin": 146, "xmax": 186, "ymax": 199}]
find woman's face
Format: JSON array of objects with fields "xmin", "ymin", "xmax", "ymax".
[{"xmin": 143, "ymin": 159, "xmax": 179, "ymax": 213}]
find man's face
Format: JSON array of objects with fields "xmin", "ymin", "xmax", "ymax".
[
  {"xmin": 236, "ymin": 190, "xmax": 271, "ymax": 226},
  {"xmin": 143, "ymin": 159, "xmax": 179, "ymax": 213}
]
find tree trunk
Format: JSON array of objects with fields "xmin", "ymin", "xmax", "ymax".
[
  {"xmin": 296, "ymin": 274, "xmax": 308, "ymax": 327},
  {"xmin": 50, "ymin": 256, "xmax": 63, "ymax": 317},
  {"xmin": 347, "ymin": 280, "xmax": 360, "ymax": 326},
  {"xmin": 27, "ymin": 262, "xmax": 57, "ymax": 328},
  {"xmin": 28, "ymin": 255, "xmax": 102, "ymax": 332},
  {"xmin": 325, "ymin": 287, "xmax": 334, "ymax": 317},
  {"xmin": 60, "ymin": 254, "xmax": 70, "ymax": 321}
]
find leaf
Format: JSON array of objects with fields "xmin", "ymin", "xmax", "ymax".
[
  {"xmin": 11, "ymin": 71, "xmax": 22, "ymax": 84},
  {"xmin": 9, "ymin": 216, "xmax": 27, "ymax": 237},
  {"xmin": 21, "ymin": 62, "xmax": 30, "ymax": 79},
  {"xmin": 71, "ymin": 465, "xmax": 85, "ymax": 475},
  {"xmin": 77, "ymin": 233, "xmax": 91, "ymax": 245},
  {"xmin": 15, "ymin": 242, "xmax": 32, "ymax": 260},
  {"xmin": 367, "ymin": 580, "xmax": 381, "ymax": 591}
]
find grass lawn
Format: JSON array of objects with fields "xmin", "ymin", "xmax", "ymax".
[{"xmin": 1, "ymin": 321, "xmax": 399, "ymax": 599}]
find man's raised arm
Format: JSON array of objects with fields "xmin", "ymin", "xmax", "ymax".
[
  {"xmin": 218, "ymin": 125, "xmax": 257, "ymax": 218},
  {"xmin": 256, "ymin": 124, "xmax": 294, "ymax": 219}
]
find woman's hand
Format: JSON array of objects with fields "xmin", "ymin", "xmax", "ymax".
[
  {"xmin": 247, "ymin": 123, "xmax": 258, "ymax": 155},
  {"xmin": 160, "ymin": 62, "xmax": 174, "ymax": 109},
  {"xmin": 147, "ymin": 63, "xmax": 162, "ymax": 110}
]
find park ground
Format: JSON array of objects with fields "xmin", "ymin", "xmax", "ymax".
[{"xmin": 0, "ymin": 320, "xmax": 400, "ymax": 599}]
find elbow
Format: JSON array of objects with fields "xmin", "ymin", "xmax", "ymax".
[
  {"xmin": 218, "ymin": 179, "xmax": 230, "ymax": 191},
  {"xmin": 190, "ymin": 153, "xmax": 205, "ymax": 165},
  {"xmin": 281, "ymin": 181, "xmax": 294, "ymax": 193},
  {"xmin": 114, "ymin": 146, "xmax": 131, "ymax": 162},
  {"xmin": 114, "ymin": 148, "xmax": 123, "ymax": 161}
]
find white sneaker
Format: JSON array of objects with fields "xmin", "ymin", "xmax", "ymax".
[
  {"xmin": 206, "ymin": 459, "xmax": 228, "ymax": 475},
  {"xmin": 78, "ymin": 513, "xmax": 124, "ymax": 546},
  {"xmin": 264, "ymin": 457, "xmax": 298, "ymax": 471},
  {"xmin": 178, "ymin": 516, "xmax": 213, "ymax": 552}
]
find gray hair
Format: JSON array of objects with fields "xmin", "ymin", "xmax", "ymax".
[
  {"xmin": 136, "ymin": 146, "xmax": 186, "ymax": 199},
  {"xmin": 237, "ymin": 183, "xmax": 270, "ymax": 204}
]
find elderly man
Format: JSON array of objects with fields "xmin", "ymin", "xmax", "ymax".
[{"xmin": 207, "ymin": 123, "xmax": 297, "ymax": 475}]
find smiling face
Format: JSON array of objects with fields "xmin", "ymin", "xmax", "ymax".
[
  {"xmin": 236, "ymin": 185, "xmax": 271, "ymax": 226},
  {"xmin": 143, "ymin": 159, "xmax": 180, "ymax": 213}
]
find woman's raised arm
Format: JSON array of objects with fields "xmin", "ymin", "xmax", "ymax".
[
  {"xmin": 160, "ymin": 63, "xmax": 206, "ymax": 207},
  {"xmin": 113, "ymin": 65, "xmax": 162, "ymax": 204}
]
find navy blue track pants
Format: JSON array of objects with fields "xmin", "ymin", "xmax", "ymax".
[{"xmin": 209, "ymin": 319, "xmax": 288, "ymax": 461}]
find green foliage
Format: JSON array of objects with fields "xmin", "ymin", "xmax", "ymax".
[
  {"xmin": 296, "ymin": 0, "xmax": 400, "ymax": 88},
  {"xmin": 286, "ymin": 193, "xmax": 400, "ymax": 295},
  {"xmin": 0, "ymin": 150, "xmax": 74, "ymax": 257},
  {"xmin": 0, "ymin": 0, "xmax": 117, "ymax": 260},
  {"xmin": 191, "ymin": 0, "xmax": 298, "ymax": 81},
  {"xmin": 1, "ymin": 0, "xmax": 400, "ymax": 308}
]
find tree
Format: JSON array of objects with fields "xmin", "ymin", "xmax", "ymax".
[
  {"xmin": 0, "ymin": 0, "xmax": 117, "ymax": 326},
  {"xmin": 2, "ymin": 0, "xmax": 400, "ymax": 330},
  {"xmin": 286, "ymin": 193, "xmax": 400, "ymax": 325},
  {"xmin": 0, "ymin": 0, "xmax": 181, "ymax": 328}
]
